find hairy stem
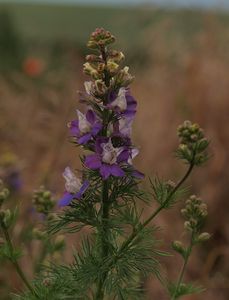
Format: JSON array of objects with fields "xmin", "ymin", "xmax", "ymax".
[{"xmin": 0, "ymin": 221, "xmax": 37, "ymax": 296}]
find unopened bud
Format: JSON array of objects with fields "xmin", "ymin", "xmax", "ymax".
[
  {"xmin": 32, "ymin": 228, "xmax": 46, "ymax": 240},
  {"xmin": 94, "ymin": 80, "xmax": 107, "ymax": 95},
  {"xmin": 172, "ymin": 241, "xmax": 186, "ymax": 256},
  {"xmin": 197, "ymin": 232, "xmax": 211, "ymax": 242},
  {"xmin": 107, "ymin": 60, "xmax": 119, "ymax": 74},
  {"xmin": 54, "ymin": 235, "xmax": 65, "ymax": 251}
]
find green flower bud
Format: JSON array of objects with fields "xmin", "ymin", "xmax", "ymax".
[
  {"xmin": 54, "ymin": 235, "xmax": 65, "ymax": 251},
  {"xmin": 172, "ymin": 241, "xmax": 186, "ymax": 257},
  {"xmin": 32, "ymin": 228, "xmax": 47, "ymax": 240},
  {"xmin": 43, "ymin": 278, "xmax": 52, "ymax": 287},
  {"xmin": 3, "ymin": 209, "xmax": 12, "ymax": 228},
  {"xmin": 197, "ymin": 232, "xmax": 211, "ymax": 242}
]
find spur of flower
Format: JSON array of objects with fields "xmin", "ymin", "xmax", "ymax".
[
  {"xmin": 58, "ymin": 167, "xmax": 89, "ymax": 207},
  {"xmin": 70, "ymin": 109, "xmax": 102, "ymax": 145}
]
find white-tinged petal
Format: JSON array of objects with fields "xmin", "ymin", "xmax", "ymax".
[
  {"xmin": 119, "ymin": 117, "xmax": 133, "ymax": 136},
  {"xmin": 63, "ymin": 167, "xmax": 82, "ymax": 194},
  {"xmin": 77, "ymin": 110, "xmax": 91, "ymax": 133},
  {"xmin": 110, "ymin": 87, "xmax": 127, "ymax": 111},
  {"xmin": 101, "ymin": 138, "xmax": 123, "ymax": 165},
  {"xmin": 128, "ymin": 148, "xmax": 139, "ymax": 165},
  {"xmin": 84, "ymin": 81, "xmax": 94, "ymax": 95}
]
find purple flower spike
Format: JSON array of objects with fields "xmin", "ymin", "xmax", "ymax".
[
  {"xmin": 58, "ymin": 167, "xmax": 89, "ymax": 207},
  {"xmin": 70, "ymin": 109, "xmax": 102, "ymax": 145}
]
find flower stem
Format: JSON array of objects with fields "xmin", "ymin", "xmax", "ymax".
[
  {"xmin": 171, "ymin": 238, "xmax": 193, "ymax": 300},
  {"xmin": 96, "ymin": 180, "xmax": 110, "ymax": 300},
  {"xmin": 0, "ymin": 221, "xmax": 37, "ymax": 297}
]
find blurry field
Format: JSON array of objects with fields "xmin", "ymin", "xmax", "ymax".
[{"xmin": 0, "ymin": 2, "xmax": 229, "ymax": 300}]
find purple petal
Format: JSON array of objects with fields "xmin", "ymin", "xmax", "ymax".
[
  {"xmin": 70, "ymin": 120, "xmax": 80, "ymax": 136},
  {"xmin": 58, "ymin": 192, "xmax": 74, "ymax": 207},
  {"xmin": 117, "ymin": 149, "xmax": 129, "ymax": 163},
  {"xmin": 91, "ymin": 122, "xmax": 102, "ymax": 135},
  {"xmin": 132, "ymin": 169, "xmax": 145, "ymax": 179},
  {"xmin": 100, "ymin": 164, "xmax": 112, "ymax": 179},
  {"xmin": 123, "ymin": 110, "xmax": 136, "ymax": 118},
  {"xmin": 75, "ymin": 180, "xmax": 89, "ymax": 198},
  {"xmin": 108, "ymin": 91, "xmax": 117, "ymax": 103},
  {"xmin": 78, "ymin": 133, "xmax": 92, "ymax": 144},
  {"xmin": 110, "ymin": 164, "xmax": 125, "ymax": 177},
  {"xmin": 86, "ymin": 109, "xmax": 96, "ymax": 124},
  {"xmin": 95, "ymin": 137, "xmax": 108, "ymax": 154},
  {"xmin": 85, "ymin": 154, "xmax": 102, "ymax": 169}
]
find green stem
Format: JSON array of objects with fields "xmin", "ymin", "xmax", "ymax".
[
  {"xmin": 96, "ymin": 180, "xmax": 110, "ymax": 300},
  {"xmin": 171, "ymin": 239, "xmax": 193, "ymax": 300},
  {"xmin": 0, "ymin": 222, "xmax": 37, "ymax": 297},
  {"xmin": 118, "ymin": 162, "xmax": 194, "ymax": 255}
]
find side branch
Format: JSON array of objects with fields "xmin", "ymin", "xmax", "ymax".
[
  {"xmin": 0, "ymin": 221, "xmax": 37, "ymax": 297},
  {"xmin": 118, "ymin": 162, "xmax": 195, "ymax": 255}
]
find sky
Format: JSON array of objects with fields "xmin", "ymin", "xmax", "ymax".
[{"xmin": 0, "ymin": 0, "xmax": 228, "ymax": 9}]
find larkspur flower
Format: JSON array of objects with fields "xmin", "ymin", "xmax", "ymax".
[
  {"xmin": 108, "ymin": 88, "xmax": 137, "ymax": 118},
  {"xmin": 109, "ymin": 116, "xmax": 133, "ymax": 138},
  {"xmin": 85, "ymin": 138, "xmax": 130, "ymax": 179},
  {"xmin": 70, "ymin": 109, "xmax": 102, "ymax": 144},
  {"xmin": 58, "ymin": 167, "xmax": 89, "ymax": 207}
]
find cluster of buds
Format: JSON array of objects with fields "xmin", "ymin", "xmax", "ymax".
[
  {"xmin": 182, "ymin": 195, "xmax": 210, "ymax": 243},
  {"xmin": 172, "ymin": 195, "xmax": 210, "ymax": 257},
  {"xmin": 0, "ymin": 180, "xmax": 13, "ymax": 229},
  {"xmin": 83, "ymin": 28, "xmax": 133, "ymax": 90},
  {"xmin": 177, "ymin": 121, "xmax": 209, "ymax": 165},
  {"xmin": 0, "ymin": 180, "xmax": 9, "ymax": 207},
  {"xmin": 87, "ymin": 28, "xmax": 115, "ymax": 49},
  {"xmin": 32, "ymin": 186, "xmax": 55, "ymax": 215}
]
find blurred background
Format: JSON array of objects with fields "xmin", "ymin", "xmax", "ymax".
[{"xmin": 0, "ymin": 0, "xmax": 228, "ymax": 299}]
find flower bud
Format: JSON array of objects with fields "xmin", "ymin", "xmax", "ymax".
[
  {"xmin": 94, "ymin": 80, "xmax": 107, "ymax": 95},
  {"xmin": 108, "ymin": 50, "xmax": 125, "ymax": 62},
  {"xmin": 172, "ymin": 240, "xmax": 186, "ymax": 257},
  {"xmin": 116, "ymin": 66, "xmax": 134, "ymax": 86},
  {"xmin": 54, "ymin": 235, "xmax": 65, "ymax": 251},
  {"xmin": 32, "ymin": 228, "xmax": 47, "ymax": 240},
  {"xmin": 43, "ymin": 278, "xmax": 52, "ymax": 287},
  {"xmin": 85, "ymin": 54, "xmax": 102, "ymax": 62},
  {"xmin": 87, "ymin": 28, "xmax": 115, "ymax": 49},
  {"xmin": 83, "ymin": 63, "xmax": 100, "ymax": 79},
  {"xmin": 0, "ymin": 185, "xmax": 10, "ymax": 206},
  {"xmin": 3, "ymin": 209, "xmax": 12, "ymax": 228},
  {"xmin": 107, "ymin": 60, "xmax": 119, "ymax": 75},
  {"xmin": 197, "ymin": 232, "xmax": 211, "ymax": 242}
]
